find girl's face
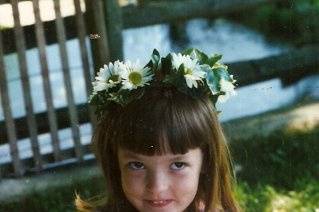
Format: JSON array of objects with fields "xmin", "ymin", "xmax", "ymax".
[{"xmin": 118, "ymin": 147, "xmax": 203, "ymax": 212}]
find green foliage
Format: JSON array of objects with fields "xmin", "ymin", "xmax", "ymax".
[
  {"xmin": 231, "ymin": 123, "xmax": 319, "ymax": 210},
  {"xmin": 235, "ymin": 182, "xmax": 276, "ymax": 211},
  {"xmin": 229, "ymin": 0, "xmax": 319, "ymax": 45},
  {"xmin": 230, "ymin": 127, "xmax": 319, "ymax": 188},
  {"xmin": 183, "ymin": 48, "xmax": 222, "ymax": 67},
  {"xmin": 172, "ymin": 48, "xmax": 232, "ymax": 106},
  {"xmin": 236, "ymin": 179, "xmax": 319, "ymax": 211}
]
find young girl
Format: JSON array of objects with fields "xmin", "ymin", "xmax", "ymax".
[{"xmin": 75, "ymin": 49, "xmax": 239, "ymax": 211}]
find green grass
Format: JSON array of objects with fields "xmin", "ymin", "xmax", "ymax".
[
  {"xmin": 230, "ymin": 124, "xmax": 319, "ymax": 211},
  {"xmin": 230, "ymin": 127, "xmax": 319, "ymax": 188},
  {"xmin": 236, "ymin": 178, "xmax": 319, "ymax": 211},
  {"xmin": 0, "ymin": 175, "xmax": 107, "ymax": 212}
]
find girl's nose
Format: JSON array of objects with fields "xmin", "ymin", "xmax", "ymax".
[{"xmin": 145, "ymin": 171, "xmax": 169, "ymax": 194}]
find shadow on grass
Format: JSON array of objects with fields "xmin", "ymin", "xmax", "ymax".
[{"xmin": 0, "ymin": 175, "xmax": 106, "ymax": 212}]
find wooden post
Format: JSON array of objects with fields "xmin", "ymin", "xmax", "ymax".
[
  {"xmin": 84, "ymin": 0, "xmax": 110, "ymax": 73},
  {"xmin": 0, "ymin": 30, "xmax": 24, "ymax": 178},
  {"xmin": 103, "ymin": 0, "xmax": 123, "ymax": 61},
  {"xmin": 53, "ymin": 0, "xmax": 83, "ymax": 162},
  {"xmin": 169, "ymin": 21, "xmax": 188, "ymax": 50},
  {"xmin": 32, "ymin": 0, "xmax": 60, "ymax": 170},
  {"xmin": 73, "ymin": 0, "xmax": 97, "ymax": 129},
  {"xmin": 11, "ymin": 0, "xmax": 39, "ymax": 177}
]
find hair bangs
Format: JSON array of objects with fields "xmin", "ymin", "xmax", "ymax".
[{"xmin": 113, "ymin": 87, "xmax": 213, "ymax": 156}]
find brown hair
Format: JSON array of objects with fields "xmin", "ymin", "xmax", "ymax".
[{"xmin": 75, "ymin": 86, "xmax": 239, "ymax": 211}]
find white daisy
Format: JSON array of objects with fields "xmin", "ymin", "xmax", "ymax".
[
  {"xmin": 230, "ymin": 74, "xmax": 237, "ymax": 83},
  {"xmin": 189, "ymin": 50, "xmax": 198, "ymax": 60},
  {"xmin": 121, "ymin": 60, "xmax": 154, "ymax": 90},
  {"xmin": 171, "ymin": 53, "xmax": 206, "ymax": 88},
  {"xmin": 212, "ymin": 62, "xmax": 228, "ymax": 70},
  {"xmin": 217, "ymin": 78, "xmax": 236, "ymax": 103},
  {"xmin": 92, "ymin": 60, "xmax": 126, "ymax": 92}
]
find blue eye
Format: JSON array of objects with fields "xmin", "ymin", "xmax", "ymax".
[
  {"xmin": 128, "ymin": 161, "xmax": 145, "ymax": 170},
  {"xmin": 170, "ymin": 162, "xmax": 187, "ymax": 170}
]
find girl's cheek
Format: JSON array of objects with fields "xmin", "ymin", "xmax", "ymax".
[
  {"xmin": 170, "ymin": 170, "xmax": 187, "ymax": 179},
  {"xmin": 171, "ymin": 169, "xmax": 200, "ymax": 183},
  {"xmin": 122, "ymin": 170, "xmax": 145, "ymax": 180},
  {"xmin": 119, "ymin": 165, "xmax": 144, "ymax": 185},
  {"xmin": 170, "ymin": 167, "xmax": 193, "ymax": 177}
]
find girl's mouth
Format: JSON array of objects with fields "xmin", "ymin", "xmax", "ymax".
[{"xmin": 145, "ymin": 199, "xmax": 174, "ymax": 208}]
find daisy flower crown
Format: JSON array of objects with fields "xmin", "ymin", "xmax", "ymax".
[{"xmin": 89, "ymin": 48, "xmax": 236, "ymax": 118}]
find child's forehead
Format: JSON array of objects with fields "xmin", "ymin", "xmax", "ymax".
[{"xmin": 118, "ymin": 148, "xmax": 202, "ymax": 160}]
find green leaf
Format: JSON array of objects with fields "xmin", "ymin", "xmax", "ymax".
[
  {"xmin": 205, "ymin": 68, "xmax": 221, "ymax": 94},
  {"xmin": 151, "ymin": 49, "xmax": 161, "ymax": 69},
  {"xmin": 182, "ymin": 48, "xmax": 209, "ymax": 64},
  {"xmin": 151, "ymin": 49, "xmax": 161, "ymax": 64},
  {"xmin": 207, "ymin": 54, "xmax": 222, "ymax": 67},
  {"xmin": 204, "ymin": 66, "xmax": 234, "ymax": 96},
  {"xmin": 214, "ymin": 67, "xmax": 232, "ymax": 81},
  {"xmin": 209, "ymin": 95, "xmax": 219, "ymax": 108},
  {"xmin": 178, "ymin": 63, "xmax": 185, "ymax": 74},
  {"xmin": 145, "ymin": 49, "xmax": 161, "ymax": 72},
  {"xmin": 161, "ymin": 53, "xmax": 173, "ymax": 75},
  {"xmin": 88, "ymin": 93, "xmax": 98, "ymax": 104}
]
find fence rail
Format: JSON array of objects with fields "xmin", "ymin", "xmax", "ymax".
[
  {"xmin": 0, "ymin": 0, "xmax": 318, "ymax": 178},
  {"xmin": 0, "ymin": 0, "xmax": 101, "ymax": 177},
  {"xmin": 1, "ymin": 45, "xmax": 318, "ymax": 144},
  {"xmin": 0, "ymin": 30, "xmax": 23, "ymax": 177},
  {"xmin": 33, "ymin": 0, "xmax": 55, "ymax": 169},
  {"xmin": 12, "ymin": 0, "xmax": 40, "ymax": 175}
]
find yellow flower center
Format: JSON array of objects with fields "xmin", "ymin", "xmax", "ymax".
[
  {"xmin": 108, "ymin": 74, "xmax": 120, "ymax": 83},
  {"xmin": 129, "ymin": 71, "xmax": 142, "ymax": 85},
  {"xmin": 184, "ymin": 68, "xmax": 193, "ymax": 75}
]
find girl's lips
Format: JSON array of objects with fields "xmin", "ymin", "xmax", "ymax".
[{"xmin": 145, "ymin": 199, "xmax": 174, "ymax": 208}]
